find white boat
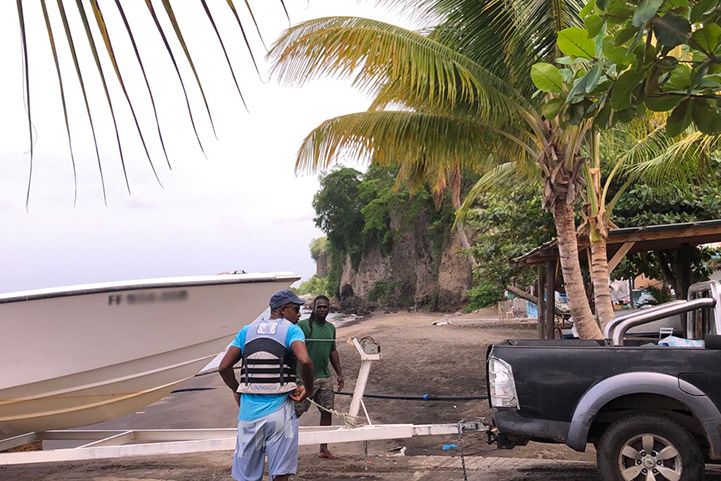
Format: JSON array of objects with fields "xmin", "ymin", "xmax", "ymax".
[{"xmin": 0, "ymin": 272, "xmax": 299, "ymax": 435}]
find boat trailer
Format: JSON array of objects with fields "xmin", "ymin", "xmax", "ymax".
[{"xmin": 0, "ymin": 337, "xmax": 493, "ymax": 465}]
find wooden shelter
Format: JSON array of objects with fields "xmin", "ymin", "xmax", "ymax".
[{"xmin": 512, "ymin": 219, "xmax": 721, "ymax": 339}]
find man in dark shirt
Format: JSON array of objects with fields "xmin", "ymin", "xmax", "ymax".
[{"xmin": 295, "ymin": 295, "xmax": 344, "ymax": 459}]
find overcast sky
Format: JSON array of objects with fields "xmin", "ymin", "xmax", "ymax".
[{"xmin": 0, "ymin": 1, "xmax": 415, "ymax": 292}]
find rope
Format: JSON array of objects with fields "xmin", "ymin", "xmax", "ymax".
[
  {"xmin": 333, "ymin": 391, "xmax": 487, "ymax": 401},
  {"xmin": 306, "ymin": 397, "xmax": 364, "ymax": 428}
]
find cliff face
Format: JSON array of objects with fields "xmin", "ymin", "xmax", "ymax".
[
  {"xmin": 337, "ymin": 209, "xmax": 471, "ymax": 312},
  {"xmin": 314, "ymin": 251, "xmax": 329, "ymax": 278}
]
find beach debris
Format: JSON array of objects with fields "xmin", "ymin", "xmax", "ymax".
[
  {"xmin": 432, "ymin": 319, "xmax": 451, "ymax": 326},
  {"xmin": 441, "ymin": 443, "xmax": 458, "ymax": 451},
  {"xmin": 388, "ymin": 446, "xmax": 406, "ymax": 456}
]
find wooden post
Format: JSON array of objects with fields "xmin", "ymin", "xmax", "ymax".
[
  {"xmin": 545, "ymin": 260, "xmax": 556, "ymax": 339},
  {"xmin": 537, "ymin": 264, "xmax": 546, "ymax": 339},
  {"xmin": 678, "ymin": 243, "xmax": 692, "ymax": 299}
]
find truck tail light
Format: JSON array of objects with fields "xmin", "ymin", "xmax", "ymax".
[{"xmin": 488, "ymin": 356, "xmax": 518, "ymax": 408}]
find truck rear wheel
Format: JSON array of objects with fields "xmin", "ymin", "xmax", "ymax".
[{"xmin": 597, "ymin": 414, "xmax": 703, "ymax": 481}]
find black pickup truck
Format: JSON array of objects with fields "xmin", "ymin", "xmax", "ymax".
[{"xmin": 488, "ymin": 281, "xmax": 721, "ymax": 481}]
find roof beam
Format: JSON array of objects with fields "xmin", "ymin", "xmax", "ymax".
[{"xmin": 608, "ymin": 242, "xmax": 635, "ymax": 273}]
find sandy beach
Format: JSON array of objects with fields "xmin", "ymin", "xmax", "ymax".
[{"xmin": 1, "ymin": 309, "xmax": 596, "ymax": 480}]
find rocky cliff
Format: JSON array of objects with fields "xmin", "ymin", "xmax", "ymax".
[{"xmin": 336, "ymin": 209, "xmax": 471, "ymax": 312}]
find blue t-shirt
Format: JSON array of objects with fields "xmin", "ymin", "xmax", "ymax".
[{"xmin": 230, "ymin": 319, "xmax": 305, "ymax": 421}]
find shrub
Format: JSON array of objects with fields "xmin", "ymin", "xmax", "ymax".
[
  {"xmin": 367, "ymin": 280, "xmax": 400, "ymax": 305},
  {"xmin": 296, "ymin": 276, "xmax": 331, "ymax": 297},
  {"xmin": 466, "ymin": 282, "xmax": 504, "ymax": 311}
]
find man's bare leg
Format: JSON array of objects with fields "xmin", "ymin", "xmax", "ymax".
[{"xmin": 318, "ymin": 411, "xmax": 337, "ymax": 459}]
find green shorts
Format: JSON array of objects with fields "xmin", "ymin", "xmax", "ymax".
[{"xmin": 295, "ymin": 377, "xmax": 335, "ymax": 417}]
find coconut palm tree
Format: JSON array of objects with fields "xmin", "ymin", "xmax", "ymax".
[{"xmin": 268, "ymin": 0, "xmax": 608, "ymax": 339}]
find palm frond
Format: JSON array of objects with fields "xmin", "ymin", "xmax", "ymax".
[
  {"xmin": 201, "ymin": 0, "xmax": 248, "ymax": 110},
  {"xmin": 113, "ymin": 0, "xmax": 171, "ymax": 169},
  {"xmin": 12, "ymin": 1, "xmax": 280, "ymax": 202},
  {"xmin": 456, "ymin": 159, "xmax": 540, "ymax": 225},
  {"xmin": 55, "ymin": 0, "xmax": 107, "ymax": 203},
  {"xmin": 223, "ymin": 0, "xmax": 262, "ymax": 77},
  {"xmin": 74, "ymin": 0, "xmax": 130, "ymax": 193},
  {"xmin": 294, "ymin": 110, "xmax": 527, "ymax": 176},
  {"xmin": 237, "ymin": 0, "xmax": 269, "ymax": 51},
  {"xmin": 269, "ymin": 16, "xmax": 530, "ymax": 128},
  {"xmin": 625, "ymin": 132, "xmax": 720, "ymax": 185},
  {"xmin": 41, "ymin": 0, "xmax": 77, "ymax": 205},
  {"xmin": 89, "ymin": 0, "xmax": 163, "ymax": 187},
  {"xmin": 379, "ymin": 0, "xmax": 585, "ymax": 96},
  {"xmin": 160, "ymin": 0, "xmax": 217, "ymax": 139},
  {"xmin": 143, "ymin": 0, "xmax": 206, "ymax": 157},
  {"xmin": 16, "ymin": 0, "xmax": 32, "ymax": 209}
]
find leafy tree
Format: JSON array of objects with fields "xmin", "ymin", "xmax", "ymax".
[
  {"xmin": 529, "ymin": 0, "xmax": 721, "ymax": 327},
  {"xmin": 538, "ymin": 0, "xmax": 721, "ymax": 135},
  {"xmin": 312, "ymin": 168, "xmax": 365, "ymax": 267},
  {"xmin": 466, "ymin": 185, "xmax": 555, "ymax": 298},
  {"xmin": 611, "ymin": 170, "xmax": 721, "ymax": 296},
  {"xmin": 309, "ymin": 237, "xmax": 328, "ymax": 262},
  {"xmin": 296, "ymin": 275, "xmax": 332, "ymax": 297}
]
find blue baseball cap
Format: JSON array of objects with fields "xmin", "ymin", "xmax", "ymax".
[{"xmin": 269, "ymin": 289, "xmax": 307, "ymax": 309}]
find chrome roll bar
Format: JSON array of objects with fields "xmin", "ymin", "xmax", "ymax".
[
  {"xmin": 686, "ymin": 281, "xmax": 721, "ymax": 338},
  {"xmin": 611, "ymin": 298, "xmax": 716, "ymax": 346},
  {"xmin": 603, "ymin": 300, "xmax": 688, "ymax": 340}
]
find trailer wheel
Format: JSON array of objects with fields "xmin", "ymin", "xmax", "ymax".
[{"xmin": 597, "ymin": 414, "xmax": 703, "ymax": 481}]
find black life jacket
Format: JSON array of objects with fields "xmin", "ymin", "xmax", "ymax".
[{"xmin": 237, "ymin": 318, "xmax": 297, "ymax": 394}]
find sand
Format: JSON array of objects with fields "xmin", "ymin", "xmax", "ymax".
[{"xmin": 1, "ymin": 309, "xmax": 595, "ymax": 480}]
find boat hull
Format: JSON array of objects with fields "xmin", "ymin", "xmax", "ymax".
[{"xmin": 0, "ymin": 273, "xmax": 298, "ymax": 434}]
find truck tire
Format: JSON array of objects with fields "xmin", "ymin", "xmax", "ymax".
[{"xmin": 597, "ymin": 414, "xmax": 703, "ymax": 481}]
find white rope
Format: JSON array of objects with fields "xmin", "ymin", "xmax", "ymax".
[{"xmin": 306, "ymin": 397, "xmax": 364, "ymax": 428}]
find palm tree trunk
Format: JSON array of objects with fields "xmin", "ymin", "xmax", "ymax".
[
  {"xmin": 450, "ymin": 167, "xmax": 477, "ymax": 266},
  {"xmin": 589, "ymin": 237, "xmax": 615, "ymax": 330},
  {"xmin": 553, "ymin": 200, "xmax": 603, "ymax": 340}
]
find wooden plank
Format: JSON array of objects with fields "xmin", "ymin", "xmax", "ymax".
[
  {"xmin": 607, "ymin": 225, "xmax": 721, "ymax": 244},
  {"xmin": 607, "ymin": 242, "xmax": 635, "ymax": 273}
]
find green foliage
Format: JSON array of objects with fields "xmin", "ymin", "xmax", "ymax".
[
  {"xmin": 532, "ymin": 0, "xmax": 721, "ymax": 134},
  {"xmin": 326, "ymin": 243, "xmax": 345, "ymax": 299},
  {"xmin": 296, "ymin": 275, "xmax": 331, "ymax": 297},
  {"xmin": 610, "ymin": 170, "xmax": 721, "ymax": 292},
  {"xmin": 309, "ymin": 237, "xmax": 328, "ymax": 261},
  {"xmin": 465, "ymin": 282, "xmax": 505, "ymax": 311},
  {"xmin": 367, "ymin": 280, "xmax": 401, "ymax": 304},
  {"xmin": 644, "ymin": 285, "xmax": 675, "ymax": 305},
  {"xmin": 466, "ymin": 185, "xmax": 555, "ymax": 294},
  {"xmin": 312, "ymin": 168, "xmax": 365, "ymax": 267},
  {"xmin": 312, "ymin": 165, "xmax": 455, "ymax": 301},
  {"xmin": 357, "ymin": 166, "xmax": 408, "ymax": 256}
]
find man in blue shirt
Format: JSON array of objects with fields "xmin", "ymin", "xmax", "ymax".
[{"xmin": 219, "ymin": 290, "xmax": 314, "ymax": 481}]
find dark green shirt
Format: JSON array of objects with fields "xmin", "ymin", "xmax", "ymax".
[{"xmin": 298, "ymin": 315, "xmax": 336, "ymax": 379}]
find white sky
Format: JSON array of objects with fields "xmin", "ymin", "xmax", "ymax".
[{"xmin": 0, "ymin": 0, "xmax": 415, "ymax": 292}]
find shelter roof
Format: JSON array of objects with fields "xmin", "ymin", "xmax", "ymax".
[{"xmin": 512, "ymin": 219, "xmax": 721, "ymax": 268}]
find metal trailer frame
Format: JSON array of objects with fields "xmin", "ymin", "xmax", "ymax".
[{"xmin": 0, "ymin": 337, "xmax": 490, "ymax": 466}]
